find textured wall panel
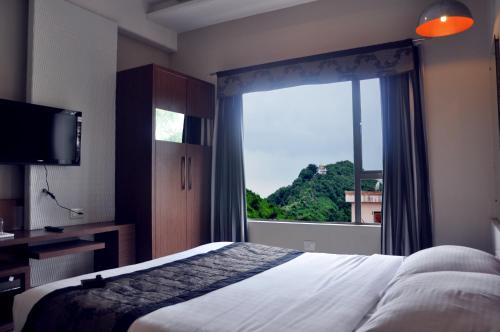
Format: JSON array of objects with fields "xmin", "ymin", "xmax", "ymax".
[
  {"xmin": 26, "ymin": 0, "xmax": 117, "ymax": 285},
  {"xmin": 29, "ymin": 253, "xmax": 94, "ymax": 287}
]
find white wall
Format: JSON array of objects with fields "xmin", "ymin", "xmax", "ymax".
[
  {"xmin": 421, "ymin": 0, "xmax": 497, "ymax": 253},
  {"xmin": 117, "ymin": 33, "xmax": 170, "ymax": 71},
  {"xmin": 0, "ymin": 0, "xmax": 27, "ymax": 200},
  {"xmin": 67, "ymin": 0, "xmax": 177, "ymax": 51},
  {"xmin": 26, "ymin": 0, "xmax": 118, "ymax": 285},
  {"xmin": 27, "ymin": 0, "xmax": 117, "ymax": 229},
  {"xmin": 249, "ymin": 221, "xmax": 380, "ymax": 254},
  {"xmin": 494, "ymin": 0, "xmax": 500, "ymax": 34},
  {"xmin": 171, "ymin": 0, "xmax": 499, "ymax": 253},
  {"xmin": 171, "ymin": 0, "xmax": 435, "ymax": 82}
]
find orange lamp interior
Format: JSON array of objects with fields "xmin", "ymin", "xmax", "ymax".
[{"xmin": 416, "ymin": 16, "xmax": 474, "ymax": 37}]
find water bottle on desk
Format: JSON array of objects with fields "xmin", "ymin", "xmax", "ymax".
[{"xmin": 0, "ymin": 217, "xmax": 14, "ymax": 239}]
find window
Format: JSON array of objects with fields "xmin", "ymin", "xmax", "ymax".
[{"xmin": 243, "ymin": 79, "xmax": 383, "ymax": 224}]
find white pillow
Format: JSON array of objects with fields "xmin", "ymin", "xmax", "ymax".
[
  {"xmin": 394, "ymin": 245, "xmax": 500, "ymax": 277},
  {"xmin": 357, "ymin": 271, "xmax": 500, "ymax": 332}
]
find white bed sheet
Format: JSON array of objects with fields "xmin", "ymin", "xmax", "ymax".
[{"xmin": 14, "ymin": 242, "xmax": 402, "ymax": 332}]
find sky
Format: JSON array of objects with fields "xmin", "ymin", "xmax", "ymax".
[{"xmin": 243, "ymin": 79, "xmax": 382, "ymax": 198}]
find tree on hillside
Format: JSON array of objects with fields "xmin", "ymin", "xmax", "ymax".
[
  {"xmin": 247, "ymin": 160, "xmax": 381, "ymax": 222},
  {"xmin": 297, "ymin": 164, "xmax": 318, "ymax": 181},
  {"xmin": 246, "ymin": 189, "xmax": 283, "ymax": 220}
]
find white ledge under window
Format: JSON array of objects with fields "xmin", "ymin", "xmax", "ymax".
[
  {"xmin": 247, "ymin": 219, "xmax": 381, "ymax": 255},
  {"xmin": 248, "ymin": 219, "xmax": 381, "ymax": 227}
]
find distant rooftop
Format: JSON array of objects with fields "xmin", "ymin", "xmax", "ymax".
[{"xmin": 345, "ymin": 191, "xmax": 382, "ymax": 203}]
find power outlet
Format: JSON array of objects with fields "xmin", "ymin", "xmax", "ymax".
[
  {"xmin": 304, "ymin": 240, "xmax": 316, "ymax": 252},
  {"xmin": 69, "ymin": 208, "xmax": 84, "ymax": 219}
]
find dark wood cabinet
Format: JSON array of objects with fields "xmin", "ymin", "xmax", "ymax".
[
  {"xmin": 186, "ymin": 144, "xmax": 211, "ymax": 247},
  {"xmin": 116, "ymin": 64, "xmax": 214, "ymax": 262},
  {"xmin": 154, "ymin": 141, "xmax": 188, "ymax": 257},
  {"xmin": 154, "ymin": 68, "xmax": 187, "ymax": 114},
  {"xmin": 187, "ymin": 78, "xmax": 215, "ymax": 118}
]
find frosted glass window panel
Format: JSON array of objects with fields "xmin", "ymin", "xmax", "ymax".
[
  {"xmin": 155, "ymin": 109, "xmax": 185, "ymax": 142},
  {"xmin": 360, "ymin": 79, "xmax": 383, "ymax": 171}
]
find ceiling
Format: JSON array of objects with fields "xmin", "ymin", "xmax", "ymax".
[{"xmin": 147, "ymin": 0, "xmax": 320, "ymax": 33}]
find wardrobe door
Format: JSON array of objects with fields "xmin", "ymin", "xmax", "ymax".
[
  {"xmin": 154, "ymin": 67, "xmax": 187, "ymax": 114},
  {"xmin": 187, "ymin": 78, "xmax": 215, "ymax": 118},
  {"xmin": 155, "ymin": 141, "xmax": 187, "ymax": 257},
  {"xmin": 186, "ymin": 144, "xmax": 211, "ymax": 248}
]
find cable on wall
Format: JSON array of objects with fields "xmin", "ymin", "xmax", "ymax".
[{"xmin": 42, "ymin": 165, "xmax": 84, "ymax": 216}]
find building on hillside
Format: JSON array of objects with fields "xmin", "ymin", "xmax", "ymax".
[
  {"xmin": 345, "ymin": 191, "xmax": 382, "ymax": 224},
  {"xmin": 317, "ymin": 164, "xmax": 327, "ymax": 175}
]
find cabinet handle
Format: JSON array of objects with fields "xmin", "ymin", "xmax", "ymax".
[
  {"xmin": 181, "ymin": 156, "xmax": 186, "ymax": 190},
  {"xmin": 188, "ymin": 157, "xmax": 192, "ymax": 190}
]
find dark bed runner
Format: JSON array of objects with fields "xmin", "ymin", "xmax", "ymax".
[{"xmin": 22, "ymin": 242, "xmax": 302, "ymax": 332}]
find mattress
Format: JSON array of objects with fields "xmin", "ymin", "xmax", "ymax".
[{"xmin": 14, "ymin": 242, "xmax": 403, "ymax": 332}]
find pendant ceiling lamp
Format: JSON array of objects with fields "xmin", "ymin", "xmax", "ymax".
[{"xmin": 416, "ymin": 0, "xmax": 474, "ymax": 38}]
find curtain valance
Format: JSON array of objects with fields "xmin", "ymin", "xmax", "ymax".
[{"xmin": 217, "ymin": 39, "xmax": 416, "ymax": 97}]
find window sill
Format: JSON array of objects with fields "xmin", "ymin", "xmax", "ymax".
[
  {"xmin": 248, "ymin": 219, "xmax": 381, "ymax": 227},
  {"xmin": 247, "ymin": 219, "xmax": 381, "ymax": 254}
]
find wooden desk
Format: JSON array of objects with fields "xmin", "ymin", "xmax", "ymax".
[{"xmin": 0, "ymin": 222, "xmax": 135, "ymax": 332}]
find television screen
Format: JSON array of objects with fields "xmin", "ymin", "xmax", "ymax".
[{"xmin": 0, "ymin": 99, "xmax": 81, "ymax": 165}]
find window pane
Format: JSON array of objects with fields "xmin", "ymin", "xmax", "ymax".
[
  {"xmin": 360, "ymin": 79, "xmax": 383, "ymax": 171},
  {"xmin": 155, "ymin": 108, "xmax": 184, "ymax": 142},
  {"xmin": 243, "ymin": 82, "xmax": 354, "ymax": 222}
]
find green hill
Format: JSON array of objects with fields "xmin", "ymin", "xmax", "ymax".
[
  {"xmin": 246, "ymin": 189, "xmax": 284, "ymax": 220},
  {"xmin": 246, "ymin": 160, "xmax": 378, "ymax": 222}
]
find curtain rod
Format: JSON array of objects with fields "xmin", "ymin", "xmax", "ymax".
[{"xmin": 211, "ymin": 38, "xmax": 420, "ymax": 77}]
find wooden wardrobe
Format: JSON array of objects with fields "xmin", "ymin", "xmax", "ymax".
[{"xmin": 116, "ymin": 64, "xmax": 214, "ymax": 262}]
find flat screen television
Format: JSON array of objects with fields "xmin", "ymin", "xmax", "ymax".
[{"xmin": 0, "ymin": 99, "xmax": 82, "ymax": 165}]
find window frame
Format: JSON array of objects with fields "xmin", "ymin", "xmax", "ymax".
[{"xmin": 352, "ymin": 79, "xmax": 383, "ymax": 225}]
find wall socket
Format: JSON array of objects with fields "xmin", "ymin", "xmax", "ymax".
[
  {"xmin": 304, "ymin": 240, "xmax": 316, "ymax": 252},
  {"xmin": 69, "ymin": 208, "xmax": 84, "ymax": 219}
]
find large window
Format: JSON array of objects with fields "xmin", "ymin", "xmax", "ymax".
[{"xmin": 243, "ymin": 79, "xmax": 383, "ymax": 224}]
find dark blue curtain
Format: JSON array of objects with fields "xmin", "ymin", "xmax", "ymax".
[
  {"xmin": 212, "ymin": 95, "xmax": 248, "ymax": 242},
  {"xmin": 380, "ymin": 63, "xmax": 432, "ymax": 255}
]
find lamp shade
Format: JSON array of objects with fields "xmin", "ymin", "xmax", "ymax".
[{"xmin": 416, "ymin": 0, "xmax": 474, "ymax": 38}]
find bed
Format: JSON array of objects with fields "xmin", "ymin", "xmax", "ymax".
[{"xmin": 13, "ymin": 242, "xmax": 500, "ymax": 332}]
